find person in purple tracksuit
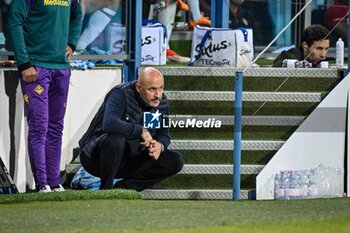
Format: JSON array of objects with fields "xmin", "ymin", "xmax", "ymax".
[{"xmin": 8, "ymin": 0, "xmax": 82, "ymax": 192}]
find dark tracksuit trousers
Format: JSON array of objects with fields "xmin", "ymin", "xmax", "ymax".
[{"xmin": 80, "ymin": 133, "xmax": 184, "ymax": 191}]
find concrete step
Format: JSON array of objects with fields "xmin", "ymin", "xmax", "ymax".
[
  {"xmin": 165, "ymin": 90, "xmax": 322, "ymax": 102},
  {"xmin": 169, "ymin": 115, "xmax": 305, "ymax": 126},
  {"xmin": 180, "ymin": 164, "xmax": 264, "ymax": 175},
  {"xmin": 65, "ymin": 163, "xmax": 264, "ymax": 175},
  {"xmin": 140, "ymin": 189, "xmax": 254, "ymax": 200},
  {"xmin": 158, "ymin": 67, "xmax": 338, "ymax": 78},
  {"xmin": 170, "ymin": 140, "xmax": 284, "ymax": 151}
]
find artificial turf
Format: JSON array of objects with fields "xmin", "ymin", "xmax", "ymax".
[
  {"xmin": 0, "ymin": 190, "xmax": 140, "ymax": 204},
  {"xmin": 1, "ymin": 64, "xmax": 343, "ymax": 232},
  {"xmin": 0, "ymin": 194, "xmax": 349, "ymax": 233}
]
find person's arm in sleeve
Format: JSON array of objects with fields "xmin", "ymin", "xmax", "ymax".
[
  {"xmin": 67, "ymin": 0, "xmax": 83, "ymax": 54},
  {"xmin": 102, "ymin": 89, "xmax": 143, "ymax": 138},
  {"xmin": 272, "ymin": 51, "xmax": 290, "ymax": 67},
  {"xmin": 272, "ymin": 54, "xmax": 285, "ymax": 67},
  {"xmin": 272, "ymin": 50, "xmax": 300, "ymax": 67},
  {"xmin": 7, "ymin": 0, "xmax": 31, "ymax": 72},
  {"xmin": 148, "ymin": 111, "xmax": 170, "ymax": 160}
]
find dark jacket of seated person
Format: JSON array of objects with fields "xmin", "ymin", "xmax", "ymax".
[
  {"xmin": 273, "ymin": 24, "xmax": 330, "ymax": 67},
  {"xmin": 78, "ymin": 67, "xmax": 184, "ymax": 191}
]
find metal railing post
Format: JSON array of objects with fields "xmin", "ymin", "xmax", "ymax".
[
  {"xmin": 233, "ymin": 71, "xmax": 243, "ymax": 200},
  {"xmin": 123, "ymin": 0, "xmax": 142, "ymax": 82},
  {"xmin": 210, "ymin": 0, "xmax": 229, "ymax": 28}
]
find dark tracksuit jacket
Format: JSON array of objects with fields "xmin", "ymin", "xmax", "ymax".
[
  {"xmin": 8, "ymin": 0, "xmax": 82, "ymax": 72},
  {"xmin": 272, "ymin": 47, "xmax": 304, "ymax": 67},
  {"xmin": 79, "ymin": 81, "xmax": 171, "ymax": 158}
]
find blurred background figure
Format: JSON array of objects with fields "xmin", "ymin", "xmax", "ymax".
[
  {"xmin": 0, "ymin": 0, "xmax": 12, "ymax": 50},
  {"xmin": 155, "ymin": 0, "xmax": 210, "ymax": 62},
  {"xmin": 272, "ymin": 24, "xmax": 330, "ymax": 67},
  {"xmin": 324, "ymin": 0, "xmax": 348, "ymax": 46},
  {"xmin": 76, "ymin": 0, "xmax": 122, "ymax": 51},
  {"xmin": 181, "ymin": 0, "xmax": 210, "ymax": 29},
  {"xmin": 199, "ymin": 0, "xmax": 272, "ymax": 46},
  {"xmin": 229, "ymin": 0, "xmax": 264, "ymax": 45}
]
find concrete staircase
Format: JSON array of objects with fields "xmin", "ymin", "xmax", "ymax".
[{"xmin": 65, "ymin": 67, "xmax": 341, "ymax": 199}]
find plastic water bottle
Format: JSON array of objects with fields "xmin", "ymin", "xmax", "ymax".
[
  {"xmin": 274, "ymin": 172, "xmax": 285, "ymax": 200},
  {"xmin": 336, "ymin": 38, "xmax": 344, "ymax": 68},
  {"xmin": 282, "ymin": 171, "xmax": 292, "ymax": 200},
  {"xmin": 286, "ymin": 171, "xmax": 300, "ymax": 199},
  {"xmin": 307, "ymin": 170, "xmax": 318, "ymax": 198},
  {"xmin": 299, "ymin": 170, "xmax": 309, "ymax": 198},
  {"xmin": 296, "ymin": 171, "xmax": 308, "ymax": 199}
]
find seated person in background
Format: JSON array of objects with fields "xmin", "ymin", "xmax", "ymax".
[
  {"xmin": 324, "ymin": 0, "xmax": 348, "ymax": 47},
  {"xmin": 273, "ymin": 24, "xmax": 330, "ymax": 67},
  {"xmin": 201, "ymin": 0, "xmax": 266, "ymax": 45},
  {"xmin": 229, "ymin": 0, "xmax": 262, "ymax": 44},
  {"xmin": 229, "ymin": 0, "xmax": 255, "ymax": 29},
  {"xmin": 78, "ymin": 67, "xmax": 184, "ymax": 190}
]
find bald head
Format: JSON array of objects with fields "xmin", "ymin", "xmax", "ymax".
[
  {"xmin": 136, "ymin": 67, "xmax": 164, "ymax": 107},
  {"xmin": 138, "ymin": 67, "xmax": 164, "ymax": 85}
]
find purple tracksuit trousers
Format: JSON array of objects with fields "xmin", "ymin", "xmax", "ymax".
[{"xmin": 20, "ymin": 67, "xmax": 70, "ymax": 189}]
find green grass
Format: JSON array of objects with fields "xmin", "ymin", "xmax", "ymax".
[
  {"xmin": 0, "ymin": 190, "xmax": 140, "ymax": 204},
  {"xmin": 1, "ymin": 197, "xmax": 350, "ymax": 233},
  {"xmin": 19, "ymin": 64, "xmax": 344, "ymax": 232}
]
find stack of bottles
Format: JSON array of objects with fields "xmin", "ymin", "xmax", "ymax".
[{"xmin": 274, "ymin": 163, "xmax": 343, "ymax": 200}]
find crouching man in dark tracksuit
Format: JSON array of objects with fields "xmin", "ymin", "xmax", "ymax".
[{"xmin": 78, "ymin": 67, "xmax": 184, "ymax": 190}]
